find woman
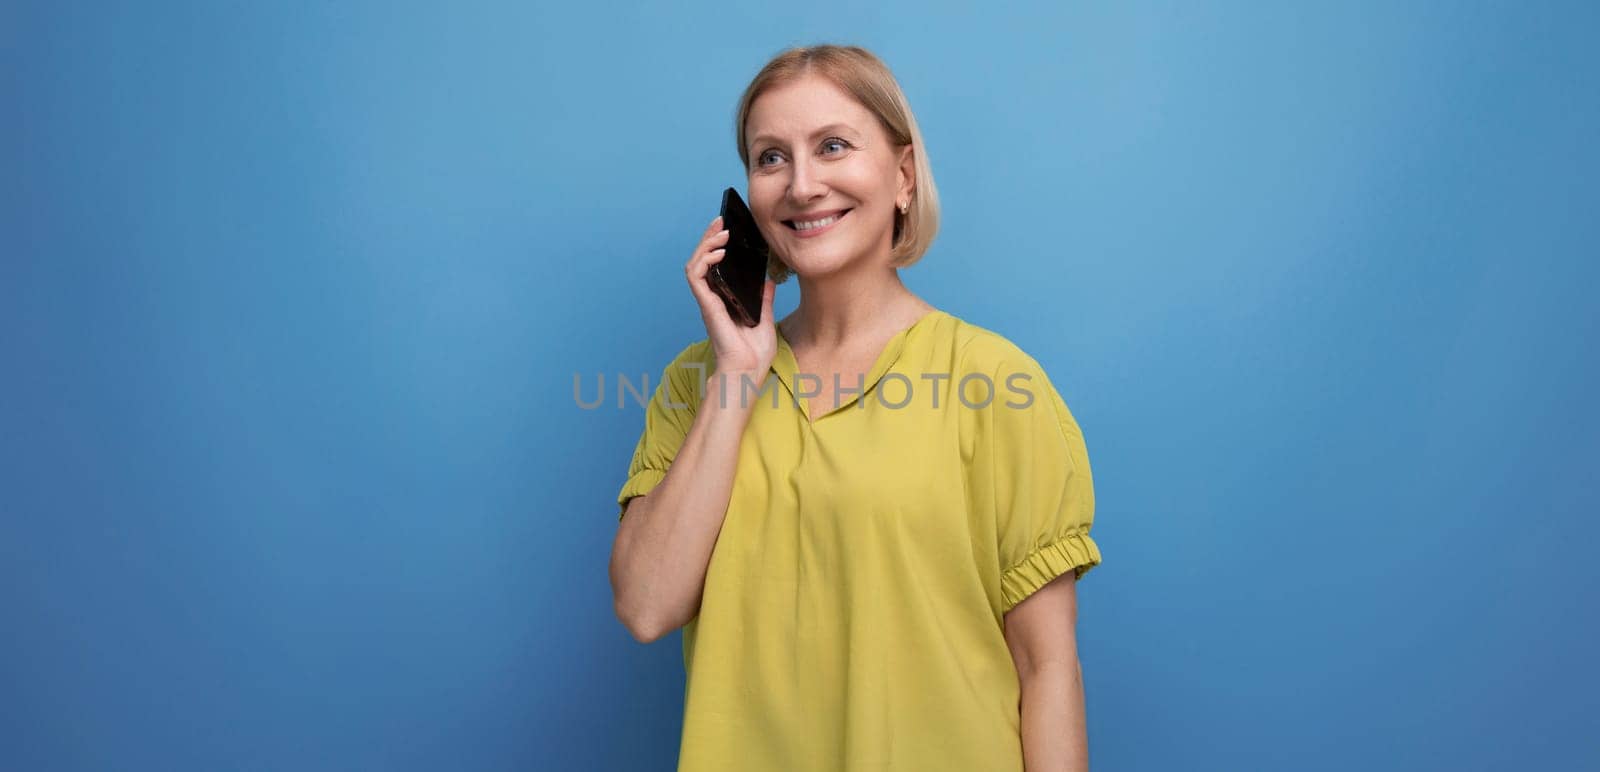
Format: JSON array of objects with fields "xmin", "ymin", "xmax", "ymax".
[{"xmin": 609, "ymin": 44, "xmax": 1102, "ymax": 772}]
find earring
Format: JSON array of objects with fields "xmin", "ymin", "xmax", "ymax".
[{"xmin": 898, "ymin": 200, "xmax": 909, "ymax": 214}]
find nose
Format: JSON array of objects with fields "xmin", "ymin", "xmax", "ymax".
[{"xmin": 786, "ymin": 155, "xmax": 828, "ymax": 206}]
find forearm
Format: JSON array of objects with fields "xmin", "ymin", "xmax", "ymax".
[
  {"xmin": 1019, "ymin": 658, "xmax": 1089, "ymax": 772},
  {"xmin": 610, "ymin": 370, "xmax": 762, "ymax": 641}
]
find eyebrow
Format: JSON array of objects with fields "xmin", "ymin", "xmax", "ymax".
[{"xmin": 747, "ymin": 122, "xmax": 859, "ymax": 153}]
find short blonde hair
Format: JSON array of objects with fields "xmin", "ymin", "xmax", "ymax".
[{"xmin": 734, "ymin": 44, "xmax": 941, "ymax": 284}]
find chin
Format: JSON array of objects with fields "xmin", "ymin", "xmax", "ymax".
[{"xmin": 783, "ymin": 250, "xmax": 864, "ymax": 278}]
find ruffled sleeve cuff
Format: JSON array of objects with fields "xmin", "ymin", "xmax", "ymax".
[
  {"xmin": 1000, "ymin": 531, "xmax": 1103, "ymax": 614},
  {"xmin": 616, "ymin": 468, "xmax": 667, "ymax": 521}
]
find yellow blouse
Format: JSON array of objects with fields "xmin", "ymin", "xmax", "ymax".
[{"xmin": 615, "ymin": 308, "xmax": 1101, "ymax": 771}]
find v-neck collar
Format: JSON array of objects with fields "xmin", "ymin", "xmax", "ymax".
[{"xmin": 770, "ymin": 309, "xmax": 947, "ymax": 426}]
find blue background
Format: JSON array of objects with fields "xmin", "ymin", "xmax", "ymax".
[{"xmin": 4, "ymin": 1, "xmax": 1596, "ymax": 769}]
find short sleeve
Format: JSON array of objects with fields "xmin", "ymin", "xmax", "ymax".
[
  {"xmin": 966, "ymin": 349, "xmax": 1102, "ymax": 614},
  {"xmin": 615, "ymin": 341, "xmax": 708, "ymax": 520}
]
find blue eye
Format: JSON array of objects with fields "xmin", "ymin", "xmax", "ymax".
[{"xmin": 755, "ymin": 138, "xmax": 852, "ymax": 169}]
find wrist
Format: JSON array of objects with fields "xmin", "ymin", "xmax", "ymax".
[
  {"xmin": 704, "ymin": 369, "xmax": 769, "ymax": 409},
  {"xmin": 711, "ymin": 367, "xmax": 766, "ymax": 382}
]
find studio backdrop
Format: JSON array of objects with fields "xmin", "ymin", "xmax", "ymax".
[{"xmin": 3, "ymin": 1, "xmax": 1596, "ymax": 770}]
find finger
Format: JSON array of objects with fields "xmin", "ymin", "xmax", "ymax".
[
  {"xmin": 685, "ymin": 263, "xmax": 719, "ymax": 311},
  {"xmin": 686, "ymin": 236, "xmax": 725, "ymax": 274},
  {"xmin": 690, "ymin": 276, "xmax": 734, "ymax": 331},
  {"xmin": 684, "ymin": 253, "xmax": 724, "ymax": 305},
  {"xmin": 691, "ymin": 229, "xmax": 729, "ymax": 265},
  {"xmin": 692, "ymin": 216, "xmax": 723, "ymax": 256},
  {"xmin": 686, "ymin": 254, "xmax": 714, "ymax": 285}
]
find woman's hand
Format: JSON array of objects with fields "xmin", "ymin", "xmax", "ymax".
[{"xmin": 684, "ymin": 214, "xmax": 778, "ymax": 378}]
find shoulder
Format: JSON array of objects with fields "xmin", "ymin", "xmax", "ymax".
[
  {"xmin": 650, "ymin": 336, "xmax": 714, "ymax": 373},
  {"xmin": 945, "ymin": 314, "xmax": 1049, "ymax": 381},
  {"xmin": 944, "ymin": 314, "xmax": 1084, "ymax": 435},
  {"xmin": 657, "ymin": 337, "xmax": 716, "ymax": 388},
  {"xmin": 669, "ymin": 337, "xmax": 716, "ymax": 368}
]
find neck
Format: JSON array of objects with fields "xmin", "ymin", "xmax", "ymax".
[{"xmin": 782, "ymin": 264, "xmax": 928, "ymax": 350}]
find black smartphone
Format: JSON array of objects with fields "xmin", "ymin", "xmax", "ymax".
[{"xmin": 707, "ymin": 187, "xmax": 770, "ymax": 327}]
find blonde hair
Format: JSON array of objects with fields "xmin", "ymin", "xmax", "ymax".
[{"xmin": 733, "ymin": 44, "xmax": 941, "ymax": 284}]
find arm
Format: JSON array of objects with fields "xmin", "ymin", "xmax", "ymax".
[
  {"xmin": 608, "ymin": 369, "xmax": 762, "ymax": 643},
  {"xmin": 1004, "ymin": 570, "xmax": 1089, "ymax": 772}
]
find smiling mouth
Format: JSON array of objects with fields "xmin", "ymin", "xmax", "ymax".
[{"xmin": 783, "ymin": 209, "xmax": 852, "ymax": 231}]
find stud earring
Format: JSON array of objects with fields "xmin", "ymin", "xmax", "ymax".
[{"xmin": 898, "ymin": 200, "xmax": 909, "ymax": 214}]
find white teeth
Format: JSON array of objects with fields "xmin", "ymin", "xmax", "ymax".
[{"xmin": 794, "ymin": 212, "xmax": 843, "ymax": 231}]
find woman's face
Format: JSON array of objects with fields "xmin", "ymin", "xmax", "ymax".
[{"xmin": 744, "ymin": 74, "xmax": 913, "ymax": 278}]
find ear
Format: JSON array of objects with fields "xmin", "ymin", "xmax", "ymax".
[{"xmin": 896, "ymin": 144, "xmax": 917, "ymax": 203}]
